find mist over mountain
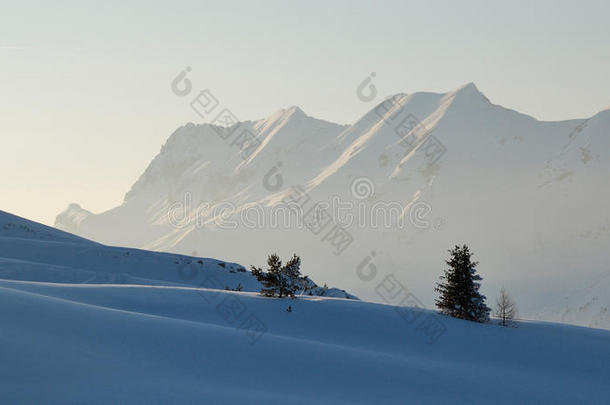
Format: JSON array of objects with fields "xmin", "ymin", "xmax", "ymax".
[{"xmin": 56, "ymin": 83, "xmax": 610, "ymax": 329}]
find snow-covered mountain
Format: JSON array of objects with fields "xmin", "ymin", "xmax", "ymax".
[
  {"xmin": 535, "ymin": 271, "xmax": 610, "ymax": 330},
  {"xmin": 3, "ymin": 210, "xmax": 610, "ymax": 403},
  {"xmin": 56, "ymin": 83, "xmax": 610, "ymax": 330}
]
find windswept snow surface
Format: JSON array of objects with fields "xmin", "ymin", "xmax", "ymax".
[
  {"xmin": 2, "ymin": 280, "xmax": 610, "ymax": 403},
  {"xmin": 2, "ymin": 211, "xmax": 610, "ymax": 403}
]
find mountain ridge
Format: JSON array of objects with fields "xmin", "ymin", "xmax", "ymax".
[{"xmin": 54, "ymin": 82, "xmax": 610, "ymax": 330}]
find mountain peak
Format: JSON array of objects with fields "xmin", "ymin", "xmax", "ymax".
[
  {"xmin": 443, "ymin": 81, "xmax": 491, "ymax": 109},
  {"xmin": 453, "ymin": 82, "xmax": 482, "ymax": 96},
  {"xmin": 256, "ymin": 105, "xmax": 308, "ymax": 131},
  {"xmin": 55, "ymin": 203, "xmax": 93, "ymax": 232},
  {"xmin": 461, "ymin": 81, "xmax": 478, "ymax": 90},
  {"xmin": 285, "ymin": 105, "xmax": 306, "ymax": 116},
  {"xmin": 272, "ymin": 105, "xmax": 307, "ymax": 121}
]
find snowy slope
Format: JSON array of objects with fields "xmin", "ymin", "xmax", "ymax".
[
  {"xmin": 54, "ymin": 83, "xmax": 610, "ymax": 330},
  {"xmin": 2, "ymin": 211, "xmax": 610, "ymax": 403},
  {"xmin": 0, "ymin": 210, "xmax": 353, "ymax": 298},
  {"xmin": 1, "ymin": 279, "xmax": 609, "ymax": 404}
]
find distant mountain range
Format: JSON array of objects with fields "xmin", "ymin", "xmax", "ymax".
[{"xmin": 56, "ymin": 83, "xmax": 610, "ymax": 329}]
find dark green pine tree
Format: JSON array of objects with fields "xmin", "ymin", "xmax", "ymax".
[
  {"xmin": 435, "ymin": 245, "xmax": 490, "ymax": 322},
  {"xmin": 283, "ymin": 254, "xmax": 302, "ymax": 298},
  {"xmin": 251, "ymin": 253, "xmax": 303, "ymax": 298},
  {"xmin": 251, "ymin": 253, "xmax": 284, "ymax": 297}
]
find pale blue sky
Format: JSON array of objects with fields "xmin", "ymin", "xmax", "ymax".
[{"xmin": 2, "ymin": 0, "xmax": 609, "ymax": 224}]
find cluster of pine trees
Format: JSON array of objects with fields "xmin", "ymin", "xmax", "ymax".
[
  {"xmin": 250, "ymin": 253, "xmax": 305, "ymax": 298},
  {"xmin": 250, "ymin": 245, "xmax": 517, "ymax": 326}
]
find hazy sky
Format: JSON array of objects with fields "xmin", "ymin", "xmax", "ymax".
[{"xmin": 2, "ymin": 0, "xmax": 609, "ymax": 225}]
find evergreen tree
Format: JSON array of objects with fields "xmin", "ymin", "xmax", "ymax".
[
  {"xmin": 435, "ymin": 245, "xmax": 490, "ymax": 322},
  {"xmin": 251, "ymin": 253, "xmax": 282, "ymax": 297},
  {"xmin": 251, "ymin": 253, "xmax": 303, "ymax": 298},
  {"xmin": 283, "ymin": 254, "xmax": 302, "ymax": 297}
]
